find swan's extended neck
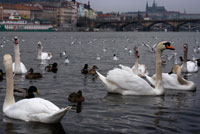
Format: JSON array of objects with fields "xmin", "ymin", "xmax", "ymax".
[
  {"xmin": 155, "ymin": 48, "xmax": 163, "ymax": 92},
  {"xmin": 182, "ymin": 47, "xmax": 188, "ymax": 72},
  {"xmin": 176, "ymin": 66, "xmax": 188, "ymax": 85},
  {"xmin": 134, "ymin": 55, "xmax": 139, "ymax": 69},
  {"xmin": 14, "ymin": 44, "xmax": 22, "ymax": 74},
  {"xmin": 3, "ymin": 54, "xmax": 15, "ymax": 112},
  {"xmin": 37, "ymin": 47, "xmax": 42, "ymax": 59}
]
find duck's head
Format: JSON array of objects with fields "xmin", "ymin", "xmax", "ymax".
[
  {"xmin": 156, "ymin": 41, "xmax": 175, "ymax": 51},
  {"xmin": 92, "ymin": 65, "xmax": 98, "ymax": 70},
  {"xmin": 28, "ymin": 86, "xmax": 40, "ymax": 95},
  {"xmin": 168, "ymin": 65, "xmax": 180, "ymax": 75},
  {"xmin": 134, "ymin": 46, "xmax": 139, "ymax": 58},
  {"xmin": 28, "ymin": 68, "xmax": 34, "ymax": 73},
  {"xmin": 183, "ymin": 43, "xmax": 188, "ymax": 52},
  {"xmin": 77, "ymin": 90, "xmax": 83, "ymax": 96},
  {"xmin": 179, "ymin": 56, "xmax": 183, "ymax": 62},
  {"xmin": 83, "ymin": 64, "xmax": 88, "ymax": 69},
  {"xmin": 52, "ymin": 62, "xmax": 58, "ymax": 68},
  {"xmin": 13, "ymin": 36, "xmax": 19, "ymax": 45}
]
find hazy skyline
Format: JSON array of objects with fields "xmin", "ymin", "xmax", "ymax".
[{"xmin": 78, "ymin": 0, "xmax": 200, "ymax": 13}]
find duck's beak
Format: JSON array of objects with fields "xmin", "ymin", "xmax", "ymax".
[{"xmin": 36, "ymin": 91, "xmax": 40, "ymax": 95}]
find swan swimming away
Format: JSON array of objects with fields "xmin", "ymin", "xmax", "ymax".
[
  {"xmin": 181, "ymin": 44, "xmax": 198, "ymax": 73},
  {"xmin": 97, "ymin": 41, "xmax": 175, "ymax": 95},
  {"xmin": 12, "ymin": 37, "xmax": 27, "ymax": 74},
  {"xmin": 145, "ymin": 65, "xmax": 196, "ymax": 91},
  {"xmin": 37, "ymin": 41, "xmax": 52, "ymax": 60},
  {"xmin": 3, "ymin": 54, "xmax": 71, "ymax": 123}
]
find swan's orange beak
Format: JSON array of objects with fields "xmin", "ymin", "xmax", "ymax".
[{"xmin": 166, "ymin": 45, "xmax": 175, "ymax": 50}]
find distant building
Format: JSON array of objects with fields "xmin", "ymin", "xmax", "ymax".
[{"xmin": 146, "ymin": 0, "xmax": 166, "ymax": 13}]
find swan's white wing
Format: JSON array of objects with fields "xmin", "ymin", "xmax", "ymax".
[
  {"xmin": 187, "ymin": 61, "xmax": 198, "ymax": 73},
  {"xmin": 41, "ymin": 52, "xmax": 52, "ymax": 60},
  {"xmin": 106, "ymin": 68, "xmax": 154, "ymax": 95},
  {"xmin": 12, "ymin": 62, "xmax": 27, "ymax": 74},
  {"xmin": 4, "ymin": 98, "xmax": 70, "ymax": 123}
]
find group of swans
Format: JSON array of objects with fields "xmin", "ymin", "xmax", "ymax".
[
  {"xmin": 97, "ymin": 41, "xmax": 176, "ymax": 95},
  {"xmin": 3, "ymin": 54, "xmax": 71, "ymax": 123},
  {"xmin": 97, "ymin": 41, "xmax": 197, "ymax": 95},
  {"xmin": 12, "ymin": 37, "xmax": 52, "ymax": 75}
]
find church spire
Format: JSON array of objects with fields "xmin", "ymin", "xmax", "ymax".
[{"xmin": 153, "ymin": 0, "xmax": 156, "ymax": 7}]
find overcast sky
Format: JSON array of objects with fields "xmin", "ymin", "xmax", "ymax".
[{"xmin": 78, "ymin": 0, "xmax": 200, "ymax": 13}]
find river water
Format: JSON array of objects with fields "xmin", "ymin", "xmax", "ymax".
[{"xmin": 0, "ymin": 32, "xmax": 200, "ymax": 134}]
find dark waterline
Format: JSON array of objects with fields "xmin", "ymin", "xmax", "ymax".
[{"xmin": 0, "ymin": 32, "xmax": 200, "ymax": 134}]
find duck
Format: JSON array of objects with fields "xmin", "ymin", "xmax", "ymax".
[
  {"xmin": 132, "ymin": 46, "xmax": 149, "ymax": 76},
  {"xmin": 113, "ymin": 54, "xmax": 118, "ymax": 61},
  {"xmin": 181, "ymin": 44, "xmax": 198, "ymax": 73},
  {"xmin": 12, "ymin": 37, "xmax": 27, "ymax": 74},
  {"xmin": 88, "ymin": 65, "xmax": 98, "ymax": 75},
  {"xmin": 14, "ymin": 86, "xmax": 40, "ymax": 98},
  {"xmin": 45, "ymin": 62, "xmax": 58, "ymax": 73},
  {"xmin": 37, "ymin": 41, "xmax": 52, "ymax": 60},
  {"xmin": 68, "ymin": 90, "xmax": 85, "ymax": 104},
  {"xmin": 25, "ymin": 68, "xmax": 43, "ymax": 79},
  {"xmin": 96, "ymin": 41, "xmax": 175, "ymax": 95},
  {"xmin": 3, "ymin": 54, "xmax": 71, "ymax": 123},
  {"xmin": 145, "ymin": 65, "xmax": 196, "ymax": 91},
  {"xmin": 81, "ymin": 64, "xmax": 89, "ymax": 74}
]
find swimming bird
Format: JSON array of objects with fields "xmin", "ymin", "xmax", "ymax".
[
  {"xmin": 14, "ymin": 86, "xmax": 40, "ymax": 98},
  {"xmin": 132, "ymin": 46, "xmax": 149, "ymax": 76},
  {"xmin": 64, "ymin": 56, "xmax": 70, "ymax": 64},
  {"xmin": 45, "ymin": 62, "xmax": 58, "ymax": 73},
  {"xmin": 113, "ymin": 54, "xmax": 118, "ymax": 61},
  {"xmin": 3, "ymin": 54, "xmax": 71, "ymax": 123},
  {"xmin": 181, "ymin": 44, "xmax": 198, "ymax": 73},
  {"xmin": 96, "ymin": 41, "xmax": 175, "ymax": 95},
  {"xmin": 37, "ymin": 41, "xmax": 52, "ymax": 60},
  {"xmin": 88, "ymin": 65, "xmax": 98, "ymax": 75},
  {"xmin": 68, "ymin": 90, "xmax": 85, "ymax": 104},
  {"xmin": 12, "ymin": 37, "xmax": 27, "ymax": 74},
  {"xmin": 145, "ymin": 65, "xmax": 196, "ymax": 91},
  {"xmin": 96, "ymin": 54, "xmax": 101, "ymax": 60},
  {"xmin": 25, "ymin": 68, "xmax": 43, "ymax": 79},
  {"xmin": 81, "ymin": 64, "xmax": 89, "ymax": 74}
]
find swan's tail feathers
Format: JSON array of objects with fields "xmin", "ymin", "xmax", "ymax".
[
  {"xmin": 96, "ymin": 71, "xmax": 107, "ymax": 84},
  {"xmin": 30, "ymin": 106, "xmax": 71, "ymax": 123},
  {"xmin": 47, "ymin": 106, "xmax": 71, "ymax": 123}
]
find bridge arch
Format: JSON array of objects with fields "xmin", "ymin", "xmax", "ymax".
[
  {"xmin": 120, "ymin": 22, "xmax": 144, "ymax": 31},
  {"xmin": 146, "ymin": 21, "xmax": 175, "ymax": 31}
]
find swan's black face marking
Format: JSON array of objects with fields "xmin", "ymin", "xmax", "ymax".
[
  {"xmin": 183, "ymin": 44, "xmax": 188, "ymax": 52},
  {"xmin": 14, "ymin": 37, "xmax": 18, "ymax": 44},
  {"xmin": 164, "ymin": 42, "xmax": 175, "ymax": 50}
]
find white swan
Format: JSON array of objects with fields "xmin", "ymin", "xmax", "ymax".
[
  {"xmin": 12, "ymin": 37, "xmax": 27, "ymax": 74},
  {"xmin": 3, "ymin": 54, "xmax": 71, "ymax": 123},
  {"xmin": 113, "ymin": 54, "xmax": 118, "ymax": 61},
  {"xmin": 132, "ymin": 46, "xmax": 149, "ymax": 76},
  {"xmin": 181, "ymin": 44, "xmax": 198, "ymax": 73},
  {"xmin": 97, "ymin": 41, "xmax": 175, "ymax": 95},
  {"xmin": 145, "ymin": 65, "xmax": 196, "ymax": 91},
  {"xmin": 37, "ymin": 41, "xmax": 52, "ymax": 60}
]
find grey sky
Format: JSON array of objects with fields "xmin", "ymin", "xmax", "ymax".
[{"xmin": 78, "ymin": 0, "xmax": 200, "ymax": 13}]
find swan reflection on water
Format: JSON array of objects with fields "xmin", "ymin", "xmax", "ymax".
[{"xmin": 3, "ymin": 118, "xmax": 66, "ymax": 134}]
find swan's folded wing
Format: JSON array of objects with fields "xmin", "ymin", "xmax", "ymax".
[{"xmin": 107, "ymin": 68, "xmax": 152, "ymax": 92}]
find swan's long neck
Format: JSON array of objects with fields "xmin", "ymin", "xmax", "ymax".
[
  {"xmin": 37, "ymin": 47, "xmax": 42, "ymax": 59},
  {"xmin": 155, "ymin": 48, "xmax": 164, "ymax": 93},
  {"xmin": 14, "ymin": 44, "xmax": 22, "ymax": 74},
  {"xmin": 182, "ymin": 48, "xmax": 188, "ymax": 72},
  {"xmin": 134, "ymin": 55, "xmax": 139, "ymax": 69},
  {"xmin": 177, "ymin": 66, "xmax": 188, "ymax": 85},
  {"xmin": 3, "ymin": 54, "xmax": 15, "ymax": 112}
]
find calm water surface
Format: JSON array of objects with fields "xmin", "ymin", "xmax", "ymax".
[{"xmin": 0, "ymin": 32, "xmax": 200, "ymax": 134}]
